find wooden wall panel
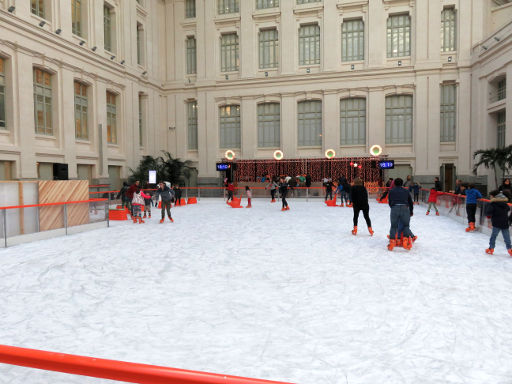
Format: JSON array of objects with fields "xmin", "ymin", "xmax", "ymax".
[{"xmin": 38, "ymin": 181, "xmax": 90, "ymax": 231}]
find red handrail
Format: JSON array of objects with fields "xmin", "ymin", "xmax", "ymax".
[
  {"xmin": 0, "ymin": 345, "xmax": 293, "ymax": 384},
  {"xmin": 0, "ymin": 198, "xmax": 107, "ymax": 211}
]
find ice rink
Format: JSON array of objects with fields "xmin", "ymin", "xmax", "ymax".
[{"xmin": 1, "ymin": 198, "xmax": 512, "ymax": 384}]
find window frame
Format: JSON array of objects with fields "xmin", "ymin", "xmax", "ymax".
[
  {"xmin": 298, "ymin": 24, "xmax": 321, "ymax": 66},
  {"xmin": 497, "ymin": 111, "xmax": 506, "ymax": 148},
  {"xmin": 74, "ymin": 81, "xmax": 89, "ymax": 140},
  {"xmin": 386, "ymin": 14, "xmax": 411, "ymax": 58},
  {"xmin": 259, "ymin": 28, "xmax": 279, "ymax": 69},
  {"xmin": 297, "ymin": 100, "xmax": 322, "ymax": 147},
  {"xmin": 0, "ymin": 58, "xmax": 5, "ymax": 130},
  {"xmin": 257, "ymin": 102, "xmax": 281, "ymax": 148},
  {"xmin": 340, "ymin": 98, "xmax": 366, "ymax": 146},
  {"xmin": 341, "ymin": 19, "xmax": 364, "ymax": 62},
  {"xmin": 185, "ymin": 0, "xmax": 196, "ymax": 18},
  {"xmin": 220, "ymin": 33, "xmax": 240, "ymax": 72},
  {"xmin": 441, "ymin": 7, "xmax": 457, "ymax": 52},
  {"xmin": 106, "ymin": 91, "xmax": 118, "ymax": 144},
  {"xmin": 256, "ymin": 0, "xmax": 279, "ymax": 9},
  {"xmin": 33, "ymin": 68, "xmax": 53, "ymax": 136},
  {"xmin": 187, "ymin": 101, "xmax": 198, "ymax": 150},
  {"xmin": 72, "ymin": 0, "xmax": 83, "ymax": 37},
  {"xmin": 186, "ymin": 36, "xmax": 197, "ymax": 75},
  {"xmin": 440, "ymin": 83, "xmax": 457, "ymax": 143},
  {"xmin": 217, "ymin": 0, "xmax": 239, "ymax": 15},
  {"xmin": 385, "ymin": 94, "xmax": 413, "ymax": 144},
  {"xmin": 219, "ymin": 104, "xmax": 241, "ymax": 149},
  {"xmin": 104, "ymin": 4, "xmax": 114, "ymax": 53}
]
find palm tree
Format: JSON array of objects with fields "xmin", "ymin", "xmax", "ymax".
[
  {"xmin": 473, "ymin": 145, "xmax": 512, "ymax": 187},
  {"xmin": 128, "ymin": 152, "xmax": 197, "ymax": 186}
]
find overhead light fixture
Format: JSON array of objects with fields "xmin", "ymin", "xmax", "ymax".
[
  {"xmin": 91, "ymin": 46, "xmax": 97, "ymax": 51},
  {"xmin": 265, "ymin": 71, "xmax": 268, "ymax": 77},
  {"xmin": 120, "ymin": 59, "xmax": 125, "ymax": 64},
  {"xmin": 7, "ymin": 5, "xmax": 15, "ymax": 12},
  {"xmin": 142, "ymin": 71, "xmax": 147, "ymax": 76},
  {"xmin": 351, "ymin": 64, "xmax": 355, "ymax": 70},
  {"xmin": 306, "ymin": 67, "xmax": 311, "ymax": 73},
  {"xmin": 224, "ymin": 74, "xmax": 228, "ymax": 80},
  {"xmin": 79, "ymin": 40, "xmax": 85, "ymax": 46},
  {"xmin": 55, "ymin": 28, "xmax": 62, "ymax": 35},
  {"xmin": 482, "ymin": 45, "xmax": 488, "ymax": 50},
  {"xmin": 448, "ymin": 56, "xmax": 452, "ymax": 62},
  {"xmin": 397, "ymin": 60, "xmax": 402, "ymax": 66},
  {"xmin": 110, "ymin": 55, "xmax": 116, "ymax": 60},
  {"xmin": 39, "ymin": 20, "xmax": 46, "ymax": 27},
  {"xmin": 494, "ymin": 37, "xmax": 501, "ymax": 42}
]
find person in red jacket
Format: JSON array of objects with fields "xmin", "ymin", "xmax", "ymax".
[
  {"xmin": 426, "ymin": 179, "xmax": 443, "ymax": 216},
  {"xmin": 226, "ymin": 182, "xmax": 235, "ymax": 203},
  {"xmin": 126, "ymin": 180, "xmax": 140, "ymax": 217}
]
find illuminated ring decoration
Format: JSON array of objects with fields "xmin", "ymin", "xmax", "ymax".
[
  {"xmin": 273, "ymin": 150, "xmax": 284, "ymax": 161},
  {"xmin": 325, "ymin": 149, "xmax": 336, "ymax": 159},
  {"xmin": 225, "ymin": 150, "xmax": 236, "ymax": 160},
  {"xmin": 370, "ymin": 145, "xmax": 383, "ymax": 157}
]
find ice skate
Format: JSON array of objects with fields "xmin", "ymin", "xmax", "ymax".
[
  {"xmin": 466, "ymin": 222, "xmax": 476, "ymax": 232},
  {"xmin": 435, "ymin": 212, "xmax": 440, "ymax": 216},
  {"xmin": 271, "ymin": 199, "xmax": 275, "ymax": 203},
  {"xmin": 387, "ymin": 240, "xmax": 396, "ymax": 251},
  {"xmin": 351, "ymin": 226, "xmax": 357, "ymax": 236},
  {"xmin": 368, "ymin": 227, "xmax": 374, "ymax": 236},
  {"xmin": 426, "ymin": 211, "xmax": 430, "ymax": 215},
  {"xmin": 485, "ymin": 248, "xmax": 494, "ymax": 255},
  {"xmin": 159, "ymin": 218, "xmax": 165, "ymax": 223},
  {"xmin": 340, "ymin": 203, "xmax": 344, "ymax": 207},
  {"xmin": 508, "ymin": 249, "xmax": 512, "ymax": 257},
  {"xmin": 285, "ymin": 206, "xmax": 290, "ymax": 211},
  {"xmin": 169, "ymin": 216, "xmax": 174, "ymax": 223},
  {"xmin": 402, "ymin": 237, "xmax": 412, "ymax": 250},
  {"xmin": 132, "ymin": 217, "xmax": 137, "ymax": 223},
  {"xmin": 412, "ymin": 236, "xmax": 418, "ymax": 242},
  {"xmin": 143, "ymin": 213, "xmax": 147, "ymax": 219},
  {"xmin": 138, "ymin": 217, "xmax": 144, "ymax": 224}
]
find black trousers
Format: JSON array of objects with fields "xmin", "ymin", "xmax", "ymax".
[
  {"xmin": 353, "ymin": 206, "xmax": 371, "ymax": 227},
  {"xmin": 466, "ymin": 203, "xmax": 477, "ymax": 223},
  {"xmin": 325, "ymin": 190, "xmax": 333, "ymax": 201},
  {"xmin": 161, "ymin": 201, "xmax": 172, "ymax": 219},
  {"xmin": 227, "ymin": 191, "xmax": 233, "ymax": 201},
  {"xmin": 281, "ymin": 193, "xmax": 288, "ymax": 208},
  {"xmin": 271, "ymin": 189, "xmax": 276, "ymax": 200}
]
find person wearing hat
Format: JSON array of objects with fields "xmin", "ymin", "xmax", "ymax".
[{"xmin": 155, "ymin": 181, "xmax": 175, "ymax": 223}]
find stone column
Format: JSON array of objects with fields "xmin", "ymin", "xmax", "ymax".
[
  {"xmin": 240, "ymin": 0, "xmax": 255, "ymax": 78},
  {"xmin": 241, "ymin": 96, "xmax": 256, "ymax": 159},
  {"xmin": 367, "ymin": 88, "xmax": 385, "ymax": 154},
  {"xmin": 322, "ymin": 91, "xmax": 338, "ymax": 153},
  {"xmin": 281, "ymin": 93, "xmax": 297, "ymax": 158},
  {"xmin": 280, "ymin": 0, "xmax": 295, "ymax": 75},
  {"xmin": 367, "ymin": 0, "xmax": 385, "ymax": 68},
  {"xmin": 322, "ymin": 0, "xmax": 338, "ymax": 72},
  {"xmin": 61, "ymin": 67, "xmax": 77, "ymax": 179}
]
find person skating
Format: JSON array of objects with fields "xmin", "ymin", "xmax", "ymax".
[
  {"xmin": 143, "ymin": 187, "xmax": 152, "ymax": 219},
  {"xmin": 116, "ymin": 182, "xmax": 130, "ymax": 209},
  {"xmin": 350, "ymin": 178, "xmax": 373, "ymax": 236},
  {"xmin": 426, "ymin": 181, "xmax": 443, "ymax": 216},
  {"xmin": 465, "ymin": 184, "xmax": 482, "ymax": 232},
  {"xmin": 266, "ymin": 178, "xmax": 278, "ymax": 203},
  {"xmin": 499, "ymin": 178, "xmax": 512, "ymax": 202},
  {"xmin": 131, "ymin": 187, "xmax": 151, "ymax": 223},
  {"xmin": 484, "ymin": 190, "xmax": 512, "ymax": 256},
  {"xmin": 126, "ymin": 180, "xmax": 140, "ymax": 217},
  {"xmin": 155, "ymin": 181, "xmax": 175, "ymax": 223},
  {"xmin": 173, "ymin": 185, "xmax": 182, "ymax": 206},
  {"xmin": 411, "ymin": 182, "xmax": 420, "ymax": 205},
  {"xmin": 226, "ymin": 182, "xmax": 235, "ymax": 203},
  {"xmin": 324, "ymin": 178, "xmax": 334, "ymax": 201},
  {"xmin": 387, "ymin": 178, "xmax": 414, "ymax": 251},
  {"xmin": 245, "ymin": 186, "xmax": 252, "ymax": 208},
  {"xmin": 279, "ymin": 177, "xmax": 289, "ymax": 211}
]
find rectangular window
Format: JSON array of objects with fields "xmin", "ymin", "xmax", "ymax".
[
  {"xmin": 340, "ymin": 98, "xmax": 366, "ymax": 145},
  {"xmin": 259, "ymin": 29, "xmax": 279, "ymax": 69},
  {"xmin": 186, "ymin": 37, "xmax": 197, "ymax": 74},
  {"xmin": 342, "ymin": 19, "xmax": 364, "ymax": 62},
  {"xmin": 497, "ymin": 111, "xmax": 506, "ymax": 148},
  {"xmin": 33, "ymin": 68, "xmax": 53, "ymax": 136},
  {"xmin": 441, "ymin": 8, "xmax": 456, "ymax": 52},
  {"xmin": 137, "ymin": 23, "xmax": 144, "ymax": 66},
  {"xmin": 106, "ymin": 91, "xmax": 117, "ymax": 144},
  {"xmin": 72, "ymin": 0, "xmax": 82, "ymax": 37},
  {"xmin": 0, "ymin": 58, "xmax": 5, "ymax": 130},
  {"xmin": 497, "ymin": 79, "xmax": 507, "ymax": 101},
  {"xmin": 440, "ymin": 84, "xmax": 456, "ymax": 142},
  {"xmin": 297, "ymin": 0, "xmax": 321, "ymax": 4},
  {"xmin": 187, "ymin": 101, "xmax": 198, "ymax": 150},
  {"xmin": 31, "ymin": 0, "xmax": 45, "ymax": 19},
  {"xmin": 74, "ymin": 81, "xmax": 88, "ymax": 140},
  {"xmin": 218, "ymin": 0, "xmax": 239, "ymax": 14},
  {"xmin": 220, "ymin": 33, "xmax": 239, "ymax": 72},
  {"xmin": 387, "ymin": 14, "xmax": 411, "ymax": 58},
  {"xmin": 219, "ymin": 105, "xmax": 240, "ymax": 148},
  {"xmin": 138, "ymin": 95, "xmax": 144, "ymax": 147},
  {"xmin": 385, "ymin": 95, "xmax": 413, "ymax": 144},
  {"xmin": 256, "ymin": 0, "xmax": 279, "ymax": 9},
  {"xmin": 341, "ymin": 20, "xmax": 364, "ymax": 61},
  {"xmin": 104, "ymin": 4, "xmax": 113, "ymax": 53},
  {"xmin": 185, "ymin": 0, "xmax": 196, "ymax": 18},
  {"xmin": 298, "ymin": 100, "xmax": 322, "ymax": 147},
  {"xmin": 299, "ymin": 24, "xmax": 320, "ymax": 66},
  {"xmin": 258, "ymin": 103, "xmax": 280, "ymax": 148}
]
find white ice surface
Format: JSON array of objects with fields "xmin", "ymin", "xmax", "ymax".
[{"xmin": 1, "ymin": 199, "xmax": 512, "ymax": 384}]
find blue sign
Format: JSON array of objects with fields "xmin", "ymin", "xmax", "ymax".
[
  {"xmin": 216, "ymin": 163, "xmax": 231, "ymax": 171},
  {"xmin": 378, "ymin": 160, "xmax": 395, "ymax": 169}
]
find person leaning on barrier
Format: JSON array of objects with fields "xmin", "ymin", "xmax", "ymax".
[{"xmin": 387, "ymin": 177, "xmax": 414, "ymax": 251}]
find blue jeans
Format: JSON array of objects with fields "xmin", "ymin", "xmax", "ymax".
[
  {"xmin": 390, "ymin": 206, "xmax": 412, "ymax": 239},
  {"xmin": 489, "ymin": 227, "xmax": 512, "ymax": 249}
]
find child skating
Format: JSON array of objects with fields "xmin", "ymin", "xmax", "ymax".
[
  {"xmin": 465, "ymin": 184, "xmax": 482, "ymax": 232},
  {"xmin": 131, "ymin": 188, "xmax": 151, "ymax": 223},
  {"xmin": 426, "ymin": 183, "xmax": 443, "ymax": 215},
  {"xmin": 245, "ymin": 186, "xmax": 252, "ymax": 208},
  {"xmin": 143, "ymin": 188, "xmax": 152, "ymax": 219},
  {"xmin": 266, "ymin": 178, "xmax": 278, "ymax": 203},
  {"xmin": 279, "ymin": 177, "xmax": 289, "ymax": 211},
  {"xmin": 155, "ymin": 182, "xmax": 175, "ymax": 223},
  {"xmin": 484, "ymin": 190, "xmax": 512, "ymax": 256}
]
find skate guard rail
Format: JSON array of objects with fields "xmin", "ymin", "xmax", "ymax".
[
  {"xmin": 0, "ymin": 198, "xmax": 107, "ymax": 210},
  {"xmin": 0, "ymin": 344, "xmax": 293, "ymax": 384}
]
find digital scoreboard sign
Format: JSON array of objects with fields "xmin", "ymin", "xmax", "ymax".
[
  {"xmin": 216, "ymin": 163, "xmax": 232, "ymax": 171},
  {"xmin": 378, "ymin": 160, "xmax": 395, "ymax": 169}
]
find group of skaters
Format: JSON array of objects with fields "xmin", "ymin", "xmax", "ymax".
[{"xmin": 117, "ymin": 180, "xmax": 184, "ymax": 224}]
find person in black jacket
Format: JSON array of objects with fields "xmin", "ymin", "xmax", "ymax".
[
  {"xmin": 156, "ymin": 182, "xmax": 175, "ymax": 223},
  {"xmin": 324, "ymin": 178, "xmax": 334, "ymax": 201},
  {"xmin": 279, "ymin": 177, "xmax": 289, "ymax": 211},
  {"xmin": 485, "ymin": 190, "xmax": 512, "ymax": 255},
  {"xmin": 499, "ymin": 178, "xmax": 512, "ymax": 202},
  {"xmin": 388, "ymin": 178, "xmax": 414, "ymax": 251},
  {"xmin": 116, "ymin": 182, "xmax": 130, "ymax": 209},
  {"xmin": 305, "ymin": 174, "xmax": 312, "ymax": 188},
  {"xmin": 350, "ymin": 178, "xmax": 373, "ymax": 236}
]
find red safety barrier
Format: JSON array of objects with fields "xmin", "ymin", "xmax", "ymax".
[
  {"xmin": 0, "ymin": 345, "xmax": 293, "ymax": 384},
  {"xmin": 0, "ymin": 198, "xmax": 107, "ymax": 211}
]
